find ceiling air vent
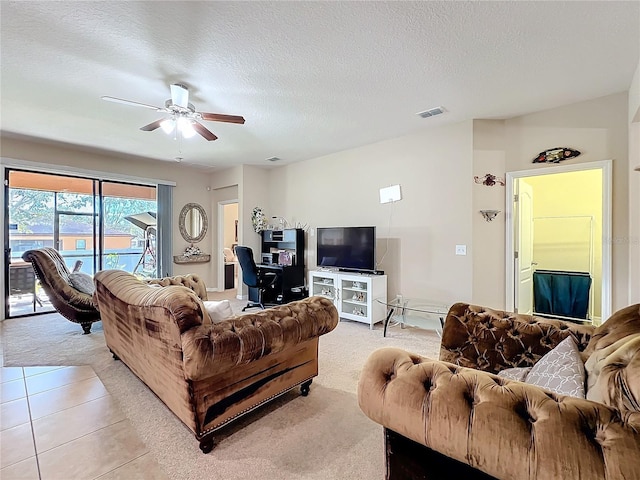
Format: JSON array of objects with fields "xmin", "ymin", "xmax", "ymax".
[
  {"xmin": 266, "ymin": 156, "xmax": 281, "ymax": 162},
  {"xmin": 417, "ymin": 106, "xmax": 446, "ymax": 118}
]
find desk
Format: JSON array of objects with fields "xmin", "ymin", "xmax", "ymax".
[
  {"xmin": 378, "ymin": 297, "xmax": 450, "ymax": 337},
  {"xmin": 257, "ymin": 264, "xmax": 306, "ymax": 304}
]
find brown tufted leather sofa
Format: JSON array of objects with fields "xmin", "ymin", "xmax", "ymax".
[
  {"xmin": 93, "ymin": 269, "xmax": 339, "ymax": 453},
  {"xmin": 358, "ymin": 302, "xmax": 640, "ymax": 480}
]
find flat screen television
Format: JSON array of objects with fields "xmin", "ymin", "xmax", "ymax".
[{"xmin": 316, "ymin": 226, "xmax": 376, "ymax": 272}]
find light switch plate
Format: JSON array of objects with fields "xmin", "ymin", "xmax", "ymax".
[{"xmin": 455, "ymin": 245, "xmax": 467, "ymax": 255}]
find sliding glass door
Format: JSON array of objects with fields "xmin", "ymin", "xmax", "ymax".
[
  {"xmin": 4, "ymin": 169, "xmax": 157, "ymax": 318},
  {"xmin": 101, "ymin": 181, "xmax": 157, "ymax": 276}
]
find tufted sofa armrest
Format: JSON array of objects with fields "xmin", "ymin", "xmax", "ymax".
[
  {"xmin": 358, "ymin": 347, "xmax": 640, "ymax": 480},
  {"xmin": 145, "ymin": 274, "xmax": 208, "ymax": 301},
  {"xmin": 181, "ymin": 296, "xmax": 339, "ymax": 380},
  {"xmin": 440, "ymin": 302, "xmax": 595, "ymax": 374}
]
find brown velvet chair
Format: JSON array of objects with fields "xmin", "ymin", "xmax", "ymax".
[
  {"xmin": 358, "ymin": 302, "xmax": 640, "ymax": 480},
  {"xmin": 22, "ymin": 248, "xmax": 100, "ymax": 333}
]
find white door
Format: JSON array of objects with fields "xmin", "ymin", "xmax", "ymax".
[{"xmin": 515, "ymin": 179, "xmax": 534, "ymax": 314}]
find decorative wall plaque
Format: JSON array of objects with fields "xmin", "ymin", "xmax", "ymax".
[{"xmin": 532, "ymin": 147, "xmax": 581, "ymax": 164}]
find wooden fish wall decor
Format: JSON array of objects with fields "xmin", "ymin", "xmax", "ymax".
[{"xmin": 532, "ymin": 147, "xmax": 581, "ymax": 163}]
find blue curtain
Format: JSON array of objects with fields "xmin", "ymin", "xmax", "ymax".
[
  {"xmin": 533, "ymin": 270, "xmax": 591, "ymax": 319},
  {"xmin": 156, "ymin": 184, "xmax": 173, "ymax": 277}
]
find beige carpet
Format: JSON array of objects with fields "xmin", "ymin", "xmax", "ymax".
[{"xmin": 1, "ymin": 295, "xmax": 441, "ymax": 480}]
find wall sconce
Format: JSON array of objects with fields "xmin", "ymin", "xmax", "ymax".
[{"xmin": 480, "ymin": 210, "xmax": 500, "ymax": 222}]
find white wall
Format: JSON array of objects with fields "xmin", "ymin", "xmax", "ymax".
[
  {"xmin": 503, "ymin": 92, "xmax": 629, "ymax": 311},
  {"xmin": 472, "ymin": 120, "xmax": 506, "ymax": 308},
  {"xmin": 267, "ymin": 120, "xmax": 475, "ymax": 304}
]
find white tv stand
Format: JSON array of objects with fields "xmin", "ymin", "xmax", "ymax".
[{"xmin": 308, "ymin": 270, "xmax": 387, "ymax": 329}]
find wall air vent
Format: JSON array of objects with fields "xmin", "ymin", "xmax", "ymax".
[
  {"xmin": 417, "ymin": 106, "xmax": 446, "ymax": 118},
  {"xmin": 266, "ymin": 156, "xmax": 281, "ymax": 162}
]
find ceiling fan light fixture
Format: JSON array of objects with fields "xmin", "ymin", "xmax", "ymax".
[
  {"xmin": 102, "ymin": 82, "xmax": 243, "ymax": 142},
  {"xmin": 160, "ymin": 118, "xmax": 175, "ymax": 134},
  {"xmin": 178, "ymin": 117, "xmax": 197, "ymax": 138}
]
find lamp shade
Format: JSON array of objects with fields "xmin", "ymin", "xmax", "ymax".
[
  {"xmin": 160, "ymin": 118, "xmax": 175, "ymax": 134},
  {"xmin": 178, "ymin": 117, "xmax": 197, "ymax": 138}
]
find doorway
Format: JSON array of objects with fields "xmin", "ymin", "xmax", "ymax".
[
  {"xmin": 506, "ymin": 160, "xmax": 612, "ymax": 323},
  {"xmin": 217, "ymin": 201, "xmax": 239, "ymax": 292}
]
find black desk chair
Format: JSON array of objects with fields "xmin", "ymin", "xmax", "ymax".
[{"xmin": 235, "ymin": 246, "xmax": 278, "ymax": 311}]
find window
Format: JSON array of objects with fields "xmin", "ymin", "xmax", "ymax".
[{"xmin": 5, "ymin": 169, "xmax": 168, "ymax": 318}]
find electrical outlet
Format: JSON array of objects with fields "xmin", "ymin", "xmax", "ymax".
[{"xmin": 455, "ymin": 244, "xmax": 467, "ymax": 255}]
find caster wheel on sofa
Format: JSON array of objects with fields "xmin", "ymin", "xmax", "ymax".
[
  {"xmin": 199, "ymin": 436, "xmax": 215, "ymax": 454},
  {"xmin": 300, "ymin": 379, "xmax": 312, "ymax": 397}
]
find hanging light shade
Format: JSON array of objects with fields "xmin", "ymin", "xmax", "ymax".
[
  {"xmin": 178, "ymin": 117, "xmax": 197, "ymax": 139},
  {"xmin": 160, "ymin": 118, "xmax": 175, "ymax": 134}
]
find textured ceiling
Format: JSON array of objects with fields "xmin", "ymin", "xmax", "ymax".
[{"xmin": 1, "ymin": 1, "xmax": 639, "ymax": 169}]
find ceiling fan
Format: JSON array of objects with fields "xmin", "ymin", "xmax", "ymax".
[{"xmin": 101, "ymin": 83, "xmax": 245, "ymax": 141}]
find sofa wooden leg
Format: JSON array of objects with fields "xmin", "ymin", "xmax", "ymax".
[
  {"xmin": 81, "ymin": 322, "xmax": 92, "ymax": 334},
  {"xmin": 110, "ymin": 349, "xmax": 120, "ymax": 361},
  {"xmin": 300, "ymin": 379, "xmax": 312, "ymax": 396},
  {"xmin": 199, "ymin": 436, "xmax": 215, "ymax": 454}
]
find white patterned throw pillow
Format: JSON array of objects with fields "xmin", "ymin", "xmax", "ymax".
[
  {"xmin": 497, "ymin": 367, "xmax": 532, "ymax": 382},
  {"xmin": 524, "ymin": 336, "xmax": 586, "ymax": 398},
  {"xmin": 69, "ymin": 272, "xmax": 95, "ymax": 295}
]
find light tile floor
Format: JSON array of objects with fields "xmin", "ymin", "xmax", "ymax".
[{"xmin": 1, "ymin": 365, "xmax": 168, "ymax": 480}]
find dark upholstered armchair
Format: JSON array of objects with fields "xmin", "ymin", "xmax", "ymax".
[
  {"xmin": 22, "ymin": 248, "xmax": 100, "ymax": 333},
  {"xmin": 235, "ymin": 246, "xmax": 278, "ymax": 311}
]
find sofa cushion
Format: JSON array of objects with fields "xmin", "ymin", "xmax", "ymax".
[
  {"xmin": 69, "ymin": 272, "xmax": 95, "ymax": 295},
  {"xmin": 439, "ymin": 303, "xmax": 593, "ymax": 373},
  {"xmin": 582, "ymin": 304, "xmax": 640, "ymax": 359},
  {"xmin": 203, "ymin": 300, "xmax": 234, "ymax": 323},
  {"xmin": 585, "ymin": 333, "xmax": 640, "ymax": 411},
  {"xmin": 524, "ymin": 336, "xmax": 585, "ymax": 398}
]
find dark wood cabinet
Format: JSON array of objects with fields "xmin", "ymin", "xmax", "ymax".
[
  {"xmin": 258, "ymin": 229, "xmax": 306, "ymax": 303},
  {"xmin": 260, "ymin": 229, "xmax": 305, "ymax": 267}
]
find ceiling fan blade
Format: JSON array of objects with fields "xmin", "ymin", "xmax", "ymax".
[
  {"xmin": 101, "ymin": 96, "xmax": 162, "ymax": 111},
  {"xmin": 170, "ymin": 83, "xmax": 189, "ymax": 108},
  {"xmin": 192, "ymin": 121, "xmax": 218, "ymax": 141},
  {"xmin": 140, "ymin": 119, "xmax": 166, "ymax": 131},
  {"xmin": 200, "ymin": 112, "xmax": 245, "ymax": 124}
]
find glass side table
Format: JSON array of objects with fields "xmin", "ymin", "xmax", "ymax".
[{"xmin": 377, "ymin": 297, "xmax": 451, "ymax": 337}]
